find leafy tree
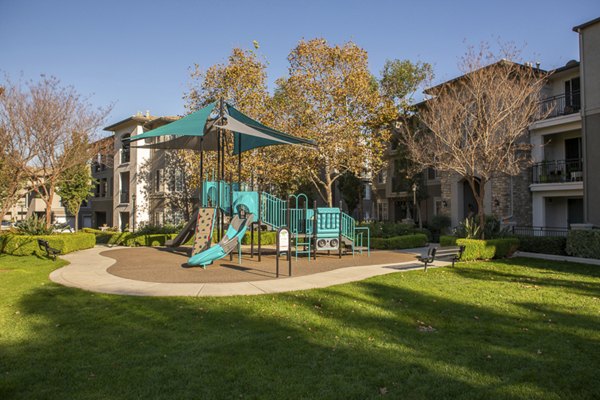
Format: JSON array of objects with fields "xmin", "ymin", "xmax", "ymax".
[
  {"xmin": 57, "ymin": 163, "xmax": 95, "ymax": 232},
  {"xmin": 398, "ymin": 44, "xmax": 549, "ymax": 237},
  {"xmin": 274, "ymin": 39, "xmax": 396, "ymax": 206}
]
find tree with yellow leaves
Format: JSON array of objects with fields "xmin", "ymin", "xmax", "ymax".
[{"xmin": 274, "ymin": 39, "xmax": 397, "ymax": 206}]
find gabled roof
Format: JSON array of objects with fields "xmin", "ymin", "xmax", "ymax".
[
  {"xmin": 573, "ymin": 17, "xmax": 600, "ymax": 31},
  {"xmin": 103, "ymin": 115, "xmax": 157, "ymax": 132}
]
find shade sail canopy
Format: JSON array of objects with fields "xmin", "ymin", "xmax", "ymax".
[
  {"xmin": 129, "ymin": 102, "xmax": 216, "ymax": 142},
  {"xmin": 128, "ymin": 101, "xmax": 316, "ymax": 154}
]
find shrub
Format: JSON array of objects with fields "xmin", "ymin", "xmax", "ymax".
[
  {"xmin": 429, "ymin": 215, "xmax": 451, "ymax": 233},
  {"xmin": 455, "ymin": 238, "xmax": 519, "ymax": 261},
  {"xmin": 136, "ymin": 224, "xmax": 183, "ymax": 235},
  {"xmin": 440, "ymin": 235, "xmax": 457, "ymax": 246},
  {"xmin": 566, "ymin": 230, "xmax": 600, "ymax": 259},
  {"xmin": 370, "ymin": 234, "xmax": 427, "ymax": 250},
  {"xmin": 14, "ymin": 215, "xmax": 54, "ymax": 235},
  {"xmin": 516, "ymin": 235, "xmax": 567, "ymax": 256},
  {"xmin": 241, "ymin": 231, "xmax": 277, "ymax": 245},
  {"xmin": 0, "ymin": 233, "xmax": 95, "ymax": 256}
]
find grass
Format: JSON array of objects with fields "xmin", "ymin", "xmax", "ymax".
[{"xmin": 0, "ymin": 254, "xmax": 599, "ymax": 399}]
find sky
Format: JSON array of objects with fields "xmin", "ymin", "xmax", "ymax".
[{"xmin": 1, "ymin": 0, "xmax": 599, "ymax": 127}]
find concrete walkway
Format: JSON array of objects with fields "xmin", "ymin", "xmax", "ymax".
[{"xmin": 50, "ymin": 246, "xmax": 449, "ymax": 297}]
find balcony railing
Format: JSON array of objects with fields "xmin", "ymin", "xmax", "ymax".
[
  {"xmin": 532, "ymin": 159, "xmax": 583, "ymax": 184},
  {"xmin": 538, "ymin": 91, "xmax": 580, "ymax": 120},
  {"xmin": 120, "ymin": 191, "xmax": 129, "ymax": 204}
]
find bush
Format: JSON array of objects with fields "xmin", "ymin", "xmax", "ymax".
[
  {"xmin": 14, "ymin": 215, "xmax": 54, "ymax": 235},
  {"xmin": 0, "ymin": 233, "xmax": 95, "ymax": 256},
  {"xmin": 440, "ymin": 235, "xmax": 457, "ymax": 246},
  {"xmin": 359, "ymin": 221, "xmax": 431, "ymax": 241},
  {"xmin": 83, "ymin": 228, "xmax": 193, "ymax": 247},
  {"xmin": 455, "ymin": 238, "xmax": 519, "ymax": 261},
  {"xmin": 516, "ymin": 235, "xmax": 567, "ymax": 256},
  {"xmin": 429, "ymin": 215, "xmax": 451, "ymax": 233},
  {"xmin": 136, "ymin": 224, "xmax": 183, "ymax": 235},
  {"xmin": 566, "ymin": 230, "xmax": 600, "ymax": 259},
  {"xmin": 241, "ymin": 231, "xmax": 277, "ymax": 245},
  {"xmin": 370, "ymin": 234, "xmax": 428, "ymax": 250}
]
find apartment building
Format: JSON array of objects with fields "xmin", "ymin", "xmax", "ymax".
[{"xmin": 373, "ymin": 16, "xmax": 599, "ymax": 231}]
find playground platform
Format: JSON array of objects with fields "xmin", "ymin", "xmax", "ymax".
[{"xmin": 50, "ymin": 245, "xmax": 450, "ymax": 297}]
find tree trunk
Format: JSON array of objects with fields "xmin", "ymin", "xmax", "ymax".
[
  {"xmin": 45, "ymin": 191, "xmax": 54, "ymax": 229},
  {"xmin": 74, "ymin": 210, "xmax": 79, "ymax": 232}
]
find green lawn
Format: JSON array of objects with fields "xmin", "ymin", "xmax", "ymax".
[{"xmin": 1, "ymin": 254, "xmax": 599, "ymax": 400}]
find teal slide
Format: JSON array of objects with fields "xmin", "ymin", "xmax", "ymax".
[{"xmin": 187, "ymin": 213, "xmax": 254, "ymax": 267}]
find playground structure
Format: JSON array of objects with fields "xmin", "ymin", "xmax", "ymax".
[
  {"xmin": 184, "ymin": 180, "xmax": 370, "ymax": 267},
  {"xmin": 129, "ymin": 99, "xmax": 369, "ymax": 270}
]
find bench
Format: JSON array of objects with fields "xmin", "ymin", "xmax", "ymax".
[
  {"xmin": 37, "ymin": 239, "xmax": 60, "ymax": 261},
  {"xmin": 416, "ymin": 245, "xmax": 465, "ymax": 272}
]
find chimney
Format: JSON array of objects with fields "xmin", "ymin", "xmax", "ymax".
[{"xmin": 146, "ymin": 110, "xmax": 150, "ymax": 118}]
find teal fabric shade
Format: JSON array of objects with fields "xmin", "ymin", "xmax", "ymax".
[
  {"xmin": 227, "ymin": 104, "xmax": 316, "ymax": 154},
  {"xmin": 128, "ymin": 101, "xmax": 316, "ymax": 155},
  {"xmin": 129, "ymin": 102, "xmax": 217, "ymax": 142}
]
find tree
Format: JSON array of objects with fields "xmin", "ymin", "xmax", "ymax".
[
  {"xmin": 56, "ymin": 163, "xmax": 95, "ymax": 232},
  {"xmin": 0, "ymin": 78, "xmax": 39, "ymax": 223},
  {"xmin": 9, "ymin": 75, "xmax": 109, "ymax": 228},
  {"xmin": 398, "ymin": 45, "xmax": 549, "ymax": 237},
  {"xmin": 274, "ymin": 39, "xmax": 396, "ymax": 206}
]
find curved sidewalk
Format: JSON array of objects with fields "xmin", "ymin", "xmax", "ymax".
[{"xmin": 50, "ymin": 246, "xmax": 448, "ymax": 297}]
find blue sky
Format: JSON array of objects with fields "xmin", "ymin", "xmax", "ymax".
[{"xmin": 1, "ymin": 0, "xmax": 599, "ymax": 126}]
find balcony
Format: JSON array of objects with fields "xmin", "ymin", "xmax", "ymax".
[
  {"xmin": 538, "ymin": 91, "xmax": 580, "ymax": 120},
  {"xmin": 119, "ymin": 191, "xmax": 129, "ymax": 204},
  {"xmin": 532, "ymin": 159, "xmax": 583, "ymax": 184}
]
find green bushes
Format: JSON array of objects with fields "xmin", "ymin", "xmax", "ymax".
[
  {"xmin": 566, "ymin": 230, "xmax": 600, "ymax": 259},
  {"xmin": 359, "ymin": 221, "xmax": 432, "ymax": 241},
  {"xmin": 370, "ymin": 234, "xmax": 428, "ymax": 250},
  {"xmin": 455, "ymin": 238, "xmax": 520, "ymax": 261},
  {"xmin": 516, "ymin": 236, "xmax": 567, "ymax": 256},
  {"xmin": 82, "ymin": 228, "xmax": 181, "ymax": 247},
  {"xmin": 0, "ymin": 233, "xmax": 95, "ymax": 256},
  {"xmin": 440, "ymin": 235, "xmax": 457, "ymax": 246},
  {"xmin": 241, "ymin": 231, "xmax": 277, "ymax": 245}
]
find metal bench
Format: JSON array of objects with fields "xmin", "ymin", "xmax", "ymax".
[
  {"xmin": 416, "ymin": 245, "xmax": 465, "ymax": 271},
  {"xmin": 37, "ymin": 239, "xmax": 60, "ymax": 261}
]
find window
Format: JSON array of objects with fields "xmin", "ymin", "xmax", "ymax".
[
  {"xmin": 121, "ymin": 134, "xmax": 131, "ymax": 164},
  {"xmin": 155, "ymin": 169, "xmax": 163, "ymax": 193},
  {"xmin": 377, "ymin": 169, "xmax": 387, "ymax": 184},
  {"xmin": 377, "ymin": 200, "xmax": 388, "ymax": 221},
  {"xmin": 100, "ymin": 179, "xmax": 107, "ymax": 197},
  {"xmin": 428, "ymin": 168, "xmax": 439, "ymax": 181}
]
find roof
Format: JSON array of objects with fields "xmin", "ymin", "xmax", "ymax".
[
  {"xmin": 424, "ymin": 60, "xmax": 547, "ymax": 94},
  {"xmin": 143, "ymin": 116, "xmax": 181, "ymax": 130},
  {"xmin": 573, "ymin": 17, "xmax": 600, "ymax": 31},
  {"xmin": 103, "ymin": 115, "xmax": 157, "ymax": 132}
]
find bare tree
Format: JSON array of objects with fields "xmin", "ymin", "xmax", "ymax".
[
  {"xmin": 399, "ymin": 45, "xmax": 549, "ymax": 237},
  {"xmin": 2, "ymin": 75, "xmax": 110, "ymax": 228},
  {"xmin": 0, "ymin": 80, "xmax": 38, "ymax": 222}
]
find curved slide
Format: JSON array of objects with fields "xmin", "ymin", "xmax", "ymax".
[{"xmin": 187, "ymin": 213, "xmax": 254, "ymax": 267}]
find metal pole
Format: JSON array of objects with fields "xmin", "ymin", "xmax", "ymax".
[
  {"xmin": 238, "ymin": 132, "xmax": 242, "ymax": 185},
  {"xmin": 313, "ymin": 200, "xmax": 317, "ymax": 260},
  {"xmin": 258, "ymin": 191, "xmax": 262, "ymax": 262},
  {"xmin": 339, "ymin": 200, "xmax": 343, "ymax": 259}
]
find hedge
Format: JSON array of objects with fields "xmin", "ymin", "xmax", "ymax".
[
  {"xmin": 566, "ymin": 230, "xmax": 600, "ymax": 259},
  {"xmin": 515, "ymin": 235, "xmax": 567, "ymax": 256},
  {"xmin": 455, "ymin": 238, "xmax": 520, "ymax": 261},
  {"xmin": 359, "ymin": 222, "xmax": 432, "ymax": 241},
  {"xmin": 0, "ymin": 233, "xmax": 95, "ymax": 256},
  {"xmin": 370, "ymin": 234, "xmax": 428, "ymax": 250},
  {"xmin": 82, "ymin": 228, "xmax": 186, "ymax": 247},
  {"xmin": 440, "ymin": 235, "xmax": 457, "ymax": 246},
  {"xmin": 241, "ymin": 231, "xmax": 277, "ymax": 245}
]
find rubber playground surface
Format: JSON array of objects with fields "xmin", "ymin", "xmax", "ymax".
[{"xmin": 105, "ymin": 246, "xmax": 416, "ymax": 284}]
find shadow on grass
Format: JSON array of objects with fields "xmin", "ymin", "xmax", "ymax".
[{"xmin": 1, "ymin": 260, "xmax": 600, "ymax": 399}]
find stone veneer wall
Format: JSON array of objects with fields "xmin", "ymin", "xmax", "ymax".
[
  {"xmin": 491, "ymin": 169, "xmax": 532, "ymax": 226},
  {"xmin": 439, "ymin": 169, "xmax": 532, "ymax": 225}
]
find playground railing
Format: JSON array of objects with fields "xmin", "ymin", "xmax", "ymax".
[
  {"xmin": 340, "ymin": 212, "xmax": 355, "ymax": 241},
  {"xmin": 261, "ymin": 192, "xmax": 286, "ymax": 229}
]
